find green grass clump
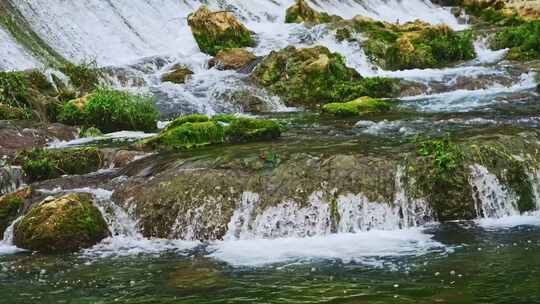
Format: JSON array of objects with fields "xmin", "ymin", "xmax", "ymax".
[
  {"xmin": 59, "ymin": 88, "xmax": 159, "ymax": 133},
  {"xmin": 164, "ymin": 114, "xmax": 210, "ymax": 131},
  {"xmin": 322, "ymin": 97, "xmax": 392, "ymax": 116},
  {"xmin": 491, "ymin": 20, "xmax": 540, "ymax": 60},
  {"xmin": 0, "ymin": 71, "xmax": 28, "ymax": 109},
  {"xmin": 149, "ymin": 121, "xmax": 225, "ymax": 150},
  {"xmin": 59, "ymin": 61, "xmax": 102, "ymax": 95},
  {"xmin": 18, "ymin": 148, "xmax": 104, "ymax": 182},
  {"xmin": 0, "ymin": 195, "xmax": 22, "ymax": 235}
]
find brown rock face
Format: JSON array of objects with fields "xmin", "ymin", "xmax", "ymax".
[
  {"xmin": 208, "ymin": 48, "xmax": 257, "ymax": 70},
  {"xmin": 161, "ymin": 66, "xmax": 194, "ymax": 84}
]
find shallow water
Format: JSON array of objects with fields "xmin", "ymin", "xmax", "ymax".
[{"xmin": 1, "ymin": 220, "xmax": 539, "ymax": 303}]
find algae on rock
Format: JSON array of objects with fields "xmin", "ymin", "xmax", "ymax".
[
  {"xmin": 14, "ymin": 193, "xmax": 109, "ymax": 253},
  {"xmin": 251, "ymin": 46, "xmax": 399, "ymax": 106},
  {"xmin": 161, "ymin": 66, "xmax": 194, "ymax": 84},
  {"xmin": 285, "ymin": 0, "xmax": 342, "ymax": 24},
  {"xmin": 187, "ymin": 6, "xmax": 256, "ymax": 56},
  {"xmin": 322, "ymin": 97, "xmax": 393, "ymax": 117}
]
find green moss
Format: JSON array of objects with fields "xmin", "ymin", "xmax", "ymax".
[
  {"xmin": 491, "ymin": 20, "xmax": 540, "ymax": 60},
  {"xmin": 462, "ymin": 2, "xmax": 523, "ymax": 26},
  {"xmin": 285, "ymin": 0, "xmax": 342, "ymax": 24},
  {"xmin": 0, "ymin": 103, "xmax": 30, "ymax": 120},
  {"xmin": 0, "ymin": 71, "xmax": 28, "ymax": 109},
  {"xmin": 161, "ymin": 67, "xmax": 194, "ymax": 84},
  {"xmin": 58, "ymin": 88, "xmax": 159, "ymax": 133},
  {"xmin": 79, "ymin": 127, "xmax": 103, "ymax": 138},
  {"xmin": 18, "ymin": 148, "xmax": 104, "ymax": 182},
  {"xmin": 252, "ymin": 46, "xmax": 399, "ymax": 106},
  {"xmin": 322, "ymin": 97, "xmax": 392, "ymax": 116},
  {"xmin": 225, "ymin": 117, "xmax": 284, "ymax": 143},
  {"xmin": 13, "ymin": 193, "xmax": 109, "ymax": 253},
  {"xmin": 144, "ymin": 114, "xmax": 283, "ymax": 150},
  {"xmin": 0, "ymin": 195, "xmax": 22, "ymax": 235},
  {"xmin": 164, "ymin": 114, "xmax": 210, "ymax": 131},
  {"xmin": 147, "ymin": 121, "xmax": 225, "ymax": 150},
  {"xmin": 59, "ymin": 61, "xmax": 102, "ymax": 95},
  {"xmin": 335, "ymin": 28, "xmax": 353, "ymax": 42}
]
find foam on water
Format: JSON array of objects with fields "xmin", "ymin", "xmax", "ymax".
[
  {"xmin": 209, "ymin": 228, "xmax": 445, "ymax": 267},
  {"xmin": 0, "ymin": 217, "xmax": 26, "ymax": 255},
  {"xmin": 47, "ymin": 131, "xmax": 157, "ymax": 148}
]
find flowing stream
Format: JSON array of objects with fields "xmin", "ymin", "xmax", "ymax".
[{"xmin": 1, "ymin": 0, "xmax": 539, "ymax": 302}]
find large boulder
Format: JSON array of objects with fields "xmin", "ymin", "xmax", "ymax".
[
  {"xmin": 14, "ymin": 193, "xmax": 109, "ymax": 253},
  {"xmin": 285, "ymin": 0, "xmax": 342, "ymax": 24},
  {"xmin": 251, "ymin": 46, "xmax": 398, "ymax": 106},
  {"xmin": 187, "ymin": 6, "xmax": 256, "ymax": 56},
  {"xmin": 208, "ymin": 48, "xmax": 257, "ymax": 70}
]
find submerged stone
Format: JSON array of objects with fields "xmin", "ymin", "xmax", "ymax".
[
  {"xmin": 208, "ymin": 48, "xmax": 257, "ymax": 70},
  {"xmin": 322, "ymin": 97, "xmax": 393, "ymax": 116},
  {"xmin": 14, "ymin": 193, "xmax": 109, "ymax": 253},
  {"xmin": 187, "ymin": 6, "xmax": 256, "ymax": 56},
  {"xmin": 285, "ymin": 0, "xmax": 342, "ymax": 24},
  {"xmin": 161, "ymin": 66, "xmax": 194, "ymax": 84}
]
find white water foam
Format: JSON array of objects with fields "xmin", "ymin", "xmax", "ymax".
[
  {"xmin": 209, "ymin": 228, "xmax": 445, "ymax": 267},
  {"xmin": 0, "ymin": 217, "xmax": 26, "ymax": 255},
  {"xmin": 47, "ymin": 131, "xmax": 157, "ymax": 149}
]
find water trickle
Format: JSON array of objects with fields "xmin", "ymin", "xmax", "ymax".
[{"xmin": 469, "ymin": 164, "xmax": 520, "ymax": 218}]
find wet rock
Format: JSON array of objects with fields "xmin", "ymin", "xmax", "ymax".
[
  {"xmin": 14, "ymin": 193, "xmax": 109, "ymax": 253},
  {"xmin": 0, "ymin": 187, "xmax": 32, "ymax": 236},
  {"xmin": 187, "ymin": 6, "xmax": 256, "ymax": 56},
  {"xmin": 0, "ymin": 120, "xmax": 78, "ymax": 160},
  {"xmin": 322, "ymin": 97, "xmax": 393, "ymax": 117},
  {"xmin": 251, "ymin": 45, "xmax": 398, "ymax": 107},
  {"xmin": 285, "ymin": 0, "xmax": 342, "ymax": 24},
  {"xmin": 17, "ymin": 147, "xmax": 105, "ymax": 183},
  {"xmin": 161, "ymin": 66, "xmax": 194, "ymax": 84},
  {"xmin": 208, "ymin": 48, "xmax": 257, "ymax": 70}
]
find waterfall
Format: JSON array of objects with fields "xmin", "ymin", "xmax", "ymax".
[
  {"xmin": 225, "ymin": 167, "xmax": 434, "ymax": 240},
  {"xmin": 469, "ymin": 164, "xmax": 521, "ymax": 218}
]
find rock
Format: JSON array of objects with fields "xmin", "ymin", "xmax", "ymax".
[
  {"xmin": 208, "ymin": 48, "xmax": 257, "ymax": 70},
  {"xmin": 161, "ymin": 66, "xmax": 194, "ymax": 84},
  {"xmin": 17, "ymin": 147, "xmax": 105, "ymax": 182},
  {"xmin": 169, "ymin": 258, "xmax": 230, "ymax": 292},
  {"xmin": 187, "ymin": 6, "xmax": 256, "ymax": 56},
  {"xmin": 252, "ymin": 46, "xmax": 398, "ymax": 106},
  {"xmin": 0, "ymin": 120, "xmax": 78, "ymax": 160},
  {"xmin": 14, "ymin": 193, "xmax": 109, "ymax": 253},
  {"xmin": 322, "ymin": 97, "xmax": 393, "ymax": 116},
  {"xmin": 110, "ymin": 150, "xmax": 148, "ymax": 168},
  {"xmin": 285, "ymin": 0, "xmax": 342, "ymax": 24},
  {"xmin": 141, "ymin": 114, "xmax": 283, "ymax": 150},
  {"xmin": 0, "ymin": 187, "xmax": 32, "ymax": 236},
  {"xmin": 537, "ymin": 82, "xmax": 540, "ymax": 93}
]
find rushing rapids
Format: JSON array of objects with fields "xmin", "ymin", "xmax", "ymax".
[{"xmin": 0, "ymin": 0, "xmax": 540, "ymax": 302}]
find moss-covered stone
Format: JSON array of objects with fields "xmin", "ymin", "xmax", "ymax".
[
  {"xmin": 161, "ymin": 66, "xmax": 194, "ymax": 84},
  {"xmin": 322, "ymin": 97, "xmax": 392, "ymax": 116},
  {"xmin": 251, "ymin": 46, "xmax": 399, "ymax": 106},
  {"xmin": 0, "ymin": 103, "xmax": 29, "ymax": 120},
  {"xmin": 187, "ymin": 6, "xmax": 256, "ymax": 56},
  {"xmin": 350, "ymin": 17, "xmax": 477, "ymax": 70},
  {"xmin": 225, "ymin": 117, "xmax": 283, "ymax": 143},
  {"xmin": 58, "ymin": 61, "xmax": 102, "ymax": 95},
  {"xmin": 208, "ymin": 48, "xmax": 257, "ymax": 70},
  {"xmin": 18, "ymin": 147, "xmax": 104, "ymax": 182},
  {"xmin": 142, "ymin": 114, "xmax": 283, "ymax": 150},
  {"xmin": 13, "ymin": 193, "xmax": 109, "ymax": 253},
  {"xmin": 58, "ymin": 88, "xmax": 159, "ymax": 133},
  {"xmin": 285, "ymin": 0, "xmax": 342, "ymax": 24},
  {"xmin": 0, "ymin": 187, "xmax": 32, "ymax": 236}
]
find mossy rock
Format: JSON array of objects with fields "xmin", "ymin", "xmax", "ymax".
[
  {"xmin": 490, "ymin": 20, "xmax": 540, "ymax": 60},
  {"xmin": 251, "ymin": 45, "xmax": 399, "ymax": 106},
  {"xmin": 58, "ymin": 88, "xmax": 159, "ymax": 133},
  {"xmin": 14, "ymin": 193, "xmax": 109, "ymax": 253},
  {"xmin": 0, "ymin": 187, "xmax": 32, "ymax": 236},
  {"xmin": 0, "ymin": 103, "xmax": 29, "ymax": 120},
  {"xmin": 285, "ymin": 0, "xmax": 342, "ymax": 24},
  {"xmin": 187, "ymin": 6, "xmax": 256, "ymax": 56},
  {"xmin": 322, "ymin": 97, "xmax": 392, "ymax": 116},
  {"xmin": 161, "ymin": 67, "xmax": 194, "ymax": 84},
  {"xmin": 208, "ymin": 48, "xmax": 257, "ymax": 70},
  {"xmin": 142, "ymin": 114, "xmax": 283, "ymax": 150},
  {"xmin": 537, "ymin": 83, "xmax": 540, "ymax": 93},
  {"xmin": 18, "ymin": 147, "xmax": 105, "ymax": 182}
]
